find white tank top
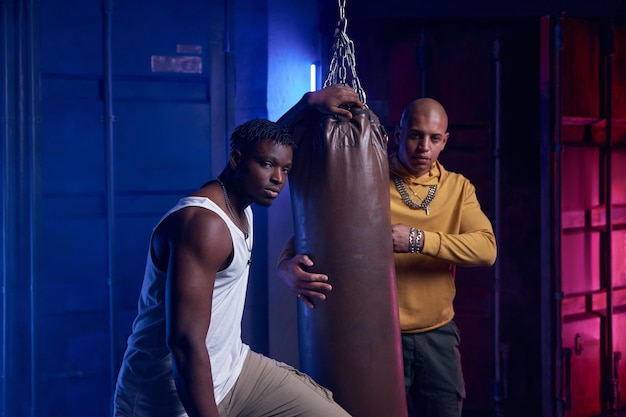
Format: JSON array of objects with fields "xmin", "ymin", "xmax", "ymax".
[{"xmin": 114, "ymin": 196, "xmax": 252, "ymax": 414}]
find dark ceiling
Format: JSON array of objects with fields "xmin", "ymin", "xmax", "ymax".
[{"xmin": 320, "ymin": 0, "xmax": 626, "ymax": 20}]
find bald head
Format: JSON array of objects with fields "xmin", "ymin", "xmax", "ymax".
[{"xmin": 400, "ymin": 98, "xmax": 449, "ymax": 132}]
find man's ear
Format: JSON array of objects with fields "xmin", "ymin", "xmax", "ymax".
[
  {"xmin": 394, "ymin": 125, "xmax": 401, "ymax": 145},
  {"xmin": 441, "ymin": 132, "xmax": 450, "ymax": 150},
  {"xmin": 229, "ymin": 150, "xmax": 243, "ymax": 170}
]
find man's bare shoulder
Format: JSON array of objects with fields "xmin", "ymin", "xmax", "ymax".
[
  {"xmin": 151, "ymin": 203, "xmax": 231, "ymax": 270},
  {"xmin": 160, "ymin": 204, "xmax": 228, "ymax": 242}
]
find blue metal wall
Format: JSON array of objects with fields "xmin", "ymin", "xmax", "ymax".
[
  {"xmin": 2, "ymin": 0, "xmax": 320, "ymax": 413},
  {"xmin": 39, "ymin": 2, "xmax": 217, "ymax": 415},
  {"xmin": 2, "ymin": 0, "xmax": 292, "ymax": 414},
  {"xmin": 2, "ymin": 0, "xmax": 41, "ymax": 415},
  {"xmin": 39, "ymin": 0, "xmax": 216, "ymax": 414}
]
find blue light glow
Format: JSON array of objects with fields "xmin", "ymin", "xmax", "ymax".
[{"xmin": 310, "ymin": 64, "xmax": 316, "ymax": 92}]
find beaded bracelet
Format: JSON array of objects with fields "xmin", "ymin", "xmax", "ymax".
[
  {"xmin": 415, "ymin": 229, "xmax": 423, "ymax": 253},
  {"xmin": 409, "ymin": 227, "xmax": 417, "ymax": 253}
]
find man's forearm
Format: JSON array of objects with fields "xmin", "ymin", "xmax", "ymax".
[
  {"xmin": 277, "ymin": 92, "xmax": 315, "ymax": 132},
  {"xmin": 171, "ymin": 347, "xmax": 220, "ymax": 417}
]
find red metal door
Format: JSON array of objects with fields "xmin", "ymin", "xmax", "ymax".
[{"xmin": 558, "ymin": 17, "xmax": 626, "ymax": 417}]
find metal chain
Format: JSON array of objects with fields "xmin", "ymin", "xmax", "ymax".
[
  {"xmin": 393, "ymin": 176, "xmax": 438, "ymax": 215},
  {"xmin": 216, "ymin": 177, "xmax": 250, "ymax": 240},
  {"xmin": 323, "ymin": 0, "xmax": 367, "ymax": 104}
]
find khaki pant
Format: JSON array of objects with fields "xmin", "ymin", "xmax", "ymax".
[{"xmin": 217, "ymin": 350, "xmax": 351, "ymax": 417}]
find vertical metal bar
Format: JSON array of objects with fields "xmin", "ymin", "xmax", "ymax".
[
  {"xmin": 15, "ymin": 1, "xmax": 37, "ymax": 415},
  {"xmin": 552, "ymin": 16, "xmax": 564, "ymax": 417},
  {"xmin": 25, "ymin": 0, "xmax": 40, "ymax": 415},
  {"xmin": 491, "ymin": 29, "xmax": 503, "ymax": 417},
  {"xmin": 5, "ymin": 0, "xmax": 38, "ymax": 414},
  {"xmin": 102, "ymin": 0, "xmax": 117, "ymax": 398},
  {"xmin": 600, "ymin": 19, "xmax": 617, "ymax": 413},
  {"xmin": 14, "ymin": 3, "xmax": 31, "ymax": 414},
  {"xmin": 563, "ymin": 348, "xmax": 572, "ymax": 410},
  {"xmin": 224, "ymin": 0, "xmax": 235, "ymax": 152},
  {"xmin": 0, "ymin": 0, "xmax": 11, "ymax": 414},
  {"xmin": 540, "ymin": 15, "xmax": 562, "ymax": 417},
  {"xmin": 211, "ymin": 0, "xmax": 229, "ymax": 170},
  {"xmin": 2, "ymin": 0, "xmax": 37, "ymax": 415}
]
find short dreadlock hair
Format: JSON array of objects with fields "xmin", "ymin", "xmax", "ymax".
[{"xmin": 229, "ymin": 118, "xmax": 294, "ymax": 158}]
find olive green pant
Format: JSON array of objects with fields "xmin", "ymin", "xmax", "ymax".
[{"xmin": 403, "ymin": 321, "xmax": 466, "ymax": 417}]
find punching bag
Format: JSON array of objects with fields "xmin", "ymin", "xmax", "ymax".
[{"xmin": 289, "ymin": 105, "xmax": 407, "ymax": 417}]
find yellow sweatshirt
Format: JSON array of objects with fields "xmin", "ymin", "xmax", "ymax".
[{"xmin": 389, "ymin": 156, "xmax": 497, "ymax": 333}]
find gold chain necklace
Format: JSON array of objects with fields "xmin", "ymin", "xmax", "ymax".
[
  {"xmin": 393, "ymin": 175, "xmax": 437, "ymax": 215},
  {"xmin": 216, "ymin": 177, "xmax": 250, "ymax": 241}
]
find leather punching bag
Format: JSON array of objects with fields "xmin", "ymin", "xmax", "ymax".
[{"xmin": 289, "ymin": 107, "xmax": 407, "ymax": 417}]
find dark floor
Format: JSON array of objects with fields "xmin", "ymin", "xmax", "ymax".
[{"xmin": 462, "ymin": 410, "xmax": 626, "ymax": 417}]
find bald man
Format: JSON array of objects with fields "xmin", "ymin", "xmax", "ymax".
[{"xmin": 278, "ymin": 93, "xmax": 497, "ymax": 417}]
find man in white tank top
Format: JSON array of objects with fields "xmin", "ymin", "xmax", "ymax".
[{"xmin": 112, "ymin": 96, "xmax": 363, "ymax": 417}]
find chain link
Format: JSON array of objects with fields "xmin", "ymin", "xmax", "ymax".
[{"xmin": 323, "ymin": 0, "xmax": 367, "ymax": 104}]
